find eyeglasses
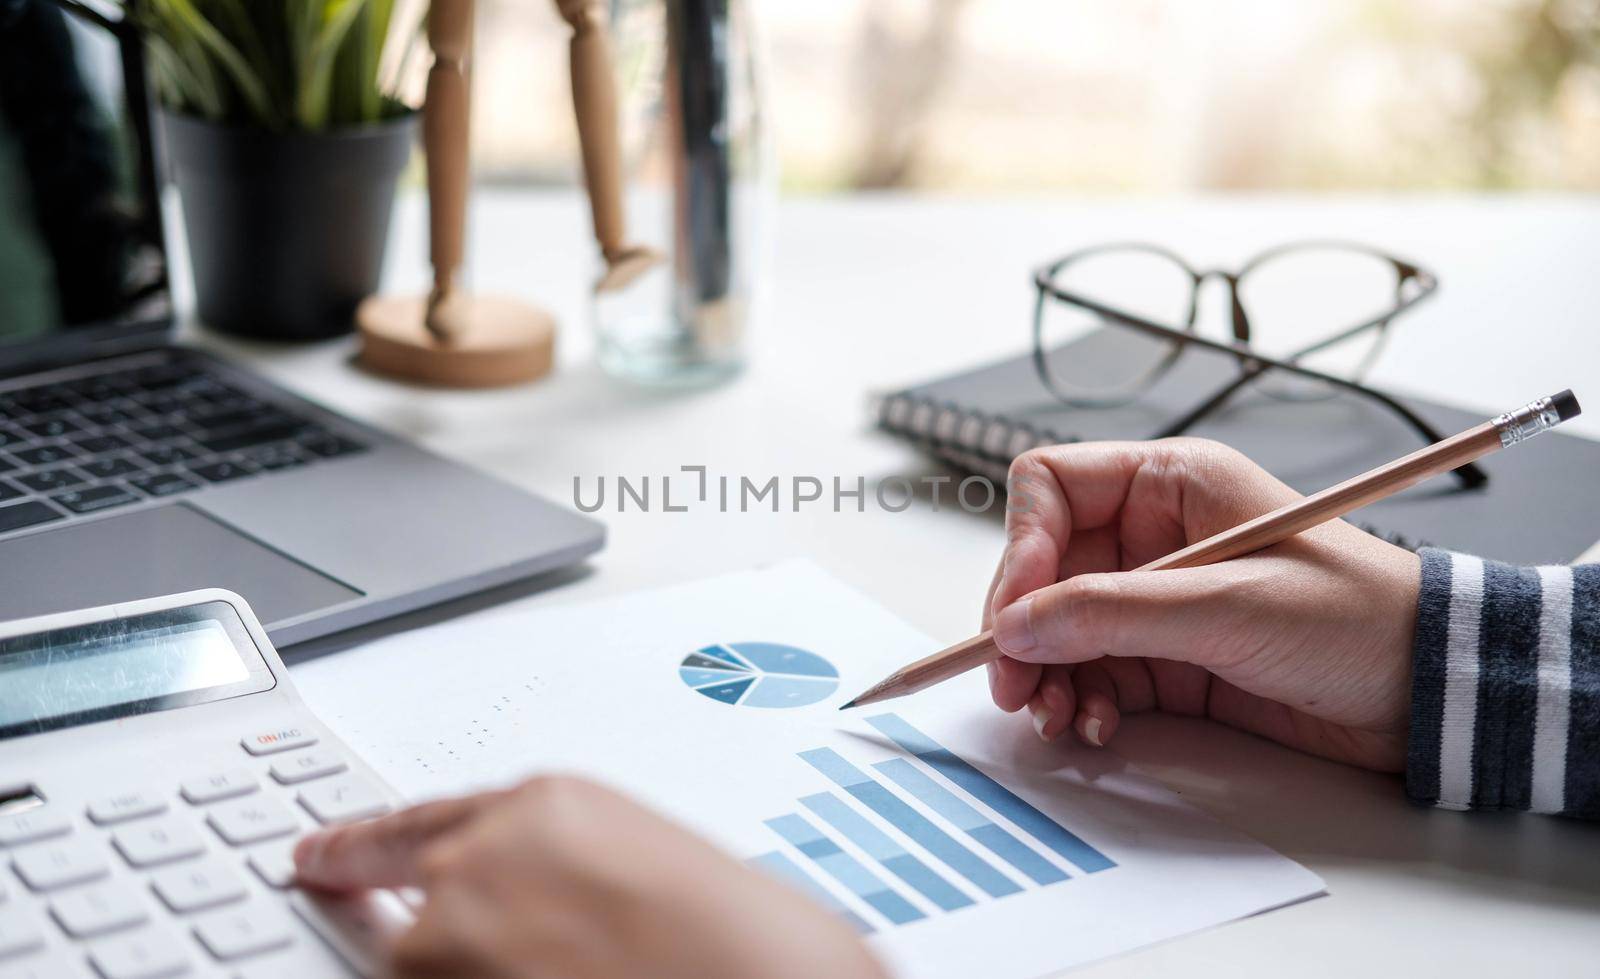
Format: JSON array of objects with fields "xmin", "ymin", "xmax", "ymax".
[{"xmin": 1031, "ymin": 240, "xmax": 1487, "ymax": 489}]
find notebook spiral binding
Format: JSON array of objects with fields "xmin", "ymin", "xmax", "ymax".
[
  {"xmin": 875, "ymin": 391, "xmax": 1433, "ymax": 554},
  {"xmin": 1352, "ymin": 523, "xmax": 1434, "ymax": 553},
  {"xmin": 876, "ymin": 390, "xmax": 1079, "ymax": 483}
]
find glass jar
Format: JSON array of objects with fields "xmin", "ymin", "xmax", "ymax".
[{"xmin": 597, "ymin": 0, "xmax": 770, "ymax": 386}]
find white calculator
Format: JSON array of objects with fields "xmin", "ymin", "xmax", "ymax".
[{"xmin": 0, "ymin": 591, "xmax": 411, "ymax": 979}]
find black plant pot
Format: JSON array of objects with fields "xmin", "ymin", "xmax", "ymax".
[{"xmin": 161, "ymin": 111, "xmax": 416, "ymax": 341}]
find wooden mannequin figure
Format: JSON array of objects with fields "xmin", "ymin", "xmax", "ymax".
[
  {"xmin": 557, "ymin": 0, "xmax": 662, "ymax": 293},
  {"xmin": 356, "ymin": 0, "xmax": 660, "ymax": 387}
]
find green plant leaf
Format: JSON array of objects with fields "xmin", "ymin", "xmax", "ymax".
[
  {"xmin": 152, "ymin": 9, "xmax": 229, "ymax": 119},
  {"xmin": 296, "ymin": 0, "xmax": 372, "ymax": 129},
  {"xmin": 206, "ymin": 0, "xmax": 286, "ymax": 110},
  {"xmin": 146, "ymin": 34, "xmax": 224, "ymax": 118},
  {"xmin": 328, "ymin": 3, "xmax": 368, "ymax": 124},
  {"xmin": 148, "ymin": 0, "xmax": 280, "ymax": 127},
  {"xmin": 365, "ymin": 0, "xmax": 397, "ymax": 119},
  {"xmin": 128, "ymin": 0, "xmax": 412, "ymax": 130},
  {"xmin": 291, "ymin": 0, "xmax": 321, "ymax": 94}
]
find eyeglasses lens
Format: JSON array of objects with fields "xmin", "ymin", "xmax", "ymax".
[
  {"xmin": 1236, "ymin": 245, "xmax": 1407, "ymax": 401},
  {"xmin": 1037, "ymin": 247, "xmax": 1196, "ymax": 405}
]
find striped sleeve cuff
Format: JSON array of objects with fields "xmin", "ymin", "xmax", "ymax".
[{"xmin": 1407, "ymin": 548, "xmax": 1600, "ymax": 818}]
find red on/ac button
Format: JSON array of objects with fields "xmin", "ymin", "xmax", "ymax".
[{"xmin": 241, "ymin": 727, "xmax": 318, "ymax": 756}]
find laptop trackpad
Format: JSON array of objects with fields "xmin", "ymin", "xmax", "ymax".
[{"xmin": 0, "ymin": 503, "xmax": 362, "ymax": 627}]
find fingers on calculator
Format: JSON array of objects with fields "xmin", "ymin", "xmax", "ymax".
[{"xmin": 0, "ymin": 724, "xmax": 401, "ymax": 979}]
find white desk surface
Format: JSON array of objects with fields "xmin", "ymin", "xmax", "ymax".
[{"xmin": 186, "ymin": 191, "xmax": 1600, "ymax": 976}]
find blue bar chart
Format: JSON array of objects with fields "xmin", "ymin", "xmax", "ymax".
[
  {"xmin": 800, "ymin": 791, "xmax": 975, "ymax": 911},
  {"xmin": 874, "ymin": 758, "xmax": 1069, "ymax": 886},
  {"xmin": 801, "ymin": 748, "xmax": 1023, "ymax": 898},
  {"xmin": 751, "ymin": 714, "xmax": 1115, "ymax": 932},
  {"xmin": 868, "ymin": 714, "xmax": 1117, "ymax": 874},
  {"xmin": 765, "ymin": 814, "xmax": 926, "ymax": 925},
  {"xmin": 747, "ymin": 850, "xmax": 878, "ymax": 935}
]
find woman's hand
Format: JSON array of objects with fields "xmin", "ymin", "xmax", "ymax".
[
  {"xmin": 293, "ymin": 776, "xmax": 888, "ymax": 979},
  {"xmin": 984, "ymin": 438, "xmax": 1421, "ymax": 772}
]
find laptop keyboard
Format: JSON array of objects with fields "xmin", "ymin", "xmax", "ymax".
[{"xmin": 0, "ymin": 359, "xmax": 368, "ymax": 536}]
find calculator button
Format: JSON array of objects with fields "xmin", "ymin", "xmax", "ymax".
[
  {"xmin": 288, "ymin": 890, "xmax": 411, "ymax": 979},
  {"xmin": 86, "ymin": 793, "xmax": 168, "ymax": 827},
  {"xmin": 49, "ymin": 883, "xmax": 148, "ymax": 938},
  {"xmin": 149, "ymin": 860, "xmax": 248, "ymax": 914},
  {"xmin": 240, "ymin": 729, "xmax": 317, "ymax": 757},
  {"xmin": 296, "ymin": 779, "xmax": 388, "ymax": 826},
  {"xmin": 179, "ymin": 770, "xmax": 258, "ymax": 806},
  {"xmin": 0, "ymin": 906, "xmax": 44, "ymax": 958},
  {"xmin": 245, "ymin": 843, "xmax": 296, "ymax": 891},
  {"xmin": 0, "ymin": 811, "xmax": 71, "ymax": 847},
  {"xmin": 0, "ymin": 947, "xmax": 89, "ymax": 978},
  {"xmin": 192, "ymin": 908, "xmax": 293, "ymax": 961},
  {"xmin": 268, "ymin": 752, "xmax": 347, "ymax": 786},
  {"xmin": 86, "ymin": 928, "xmax": 189, "ymax": 979},
  {"xmin": 206, "ymin": 797, "xmax": 298, "ymax": 847},
  {"xmin": 111, "ymin": 819, "xmax": 205, "ymax": 868},
  {"xmin": 11, "ymin": 841, "xmax": 107, "ymax": 892},
  {"xmin": 231, "ymin": 957, "xmax": 319, "ymax": 979}
]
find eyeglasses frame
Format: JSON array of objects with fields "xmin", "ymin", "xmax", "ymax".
[{"xmin": 1030, "ymin": 240, "xmax": 1486, "ymax": 489}]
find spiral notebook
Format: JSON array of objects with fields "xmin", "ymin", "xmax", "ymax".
[{"xmin": 876, "ymin": 328, "xmax": 1600, "ymax": 565}]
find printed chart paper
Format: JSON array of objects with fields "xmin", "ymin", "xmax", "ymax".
[{"xmin": 292, "ymin": 561, "xmax": 1324, "ymax": 978}]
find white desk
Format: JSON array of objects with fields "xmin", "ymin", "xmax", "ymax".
[{"xmin": 187, "ymin": 191, "xmax": 1600, "ymax": 976}]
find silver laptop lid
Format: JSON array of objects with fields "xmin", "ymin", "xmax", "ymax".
[{"xmin": 0, "ymin": 0, "xmax": 172, "ymax": 379}]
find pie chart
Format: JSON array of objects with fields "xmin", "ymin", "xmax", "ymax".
[{"xmin": 680, "ymin": 643, "xmax": 840, "ymax": 709}]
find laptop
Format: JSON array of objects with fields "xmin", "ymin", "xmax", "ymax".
[{"xmin": 0, "ymin": 0, "xmax": 604, "ymax": 644}]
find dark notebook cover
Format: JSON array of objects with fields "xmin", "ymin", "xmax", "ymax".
[{"xmin": 879, "ymin": 328, "xmax": 1600, "ymax": 565}]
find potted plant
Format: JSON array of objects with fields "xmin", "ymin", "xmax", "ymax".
[{"xmin": 134, "ymin": 0, "xmax": 419, "ymax": 340}]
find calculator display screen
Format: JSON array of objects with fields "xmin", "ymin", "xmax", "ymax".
[{"xmin": 0, "ymin": 601, "xmax": 274, "ymax": 738}]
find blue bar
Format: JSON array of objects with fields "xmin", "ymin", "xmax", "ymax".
[
  {"xmin": 866, "ymin": 714, "xmax": 1116, "ymax": 873},
  {"xmin": 765, "ymin": 814, "xmax": 925, "ymax": 925},
  {"xmin": 800, "ymin": 792, "xmax": 974, "ymax": 911},
  {"xmin": 799, "ymin": 749, "xmax": 1022, "ymax": 898},
  {"xmin": 749, "ymin": 850, "xmax": 875, "ymax": 935},
  {"xmin": 875, "ymin": 758, "xmax": 1068, "ymax": 886}
]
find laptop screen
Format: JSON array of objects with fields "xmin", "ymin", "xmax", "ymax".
[{"xmin": 0, "ymin": 0, "xmax": 170, "ymax": 373}]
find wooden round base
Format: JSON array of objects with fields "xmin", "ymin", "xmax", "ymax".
[{"xmin": 355, "ymin": 294, "xmax": 556, "ymax": 388}]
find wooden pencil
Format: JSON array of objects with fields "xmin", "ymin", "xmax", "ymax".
[{"xmin": 841, "ymin": 389, "xmax": 1582, "ymax": 710}]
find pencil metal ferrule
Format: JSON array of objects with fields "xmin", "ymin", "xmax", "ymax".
[{"xmin": 1494, "ymin": 396, "xmax": 1562, "ymax": 447}]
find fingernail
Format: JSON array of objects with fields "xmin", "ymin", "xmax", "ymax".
[
  {"xmin": 993, "ymin": 596, "xmax": 1036, "ymax": 654},
  {"xmin": 1032, "ymin": 706, "xmax": 1054, "ymax": 741},
  {"xmin": 294, "ymin": 831, "xmax": 329, "ymax": 872},
  {"xmin": 1084, "ymin": 716, "xmax": 1103, "ymax": 747}
]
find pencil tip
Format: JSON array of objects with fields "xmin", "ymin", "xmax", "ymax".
[{"xmin": 839, "ymin": 699, "xmax": 858, "ymax": 711}]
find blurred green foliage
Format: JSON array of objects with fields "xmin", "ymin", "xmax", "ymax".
[
  {"xmin": 1361, "ymin": 0, "xmax": 1599, "ymax": 188},
  {"xmin": 133, "ymin": 0, "xmax": 416, "ymax": 130}
]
